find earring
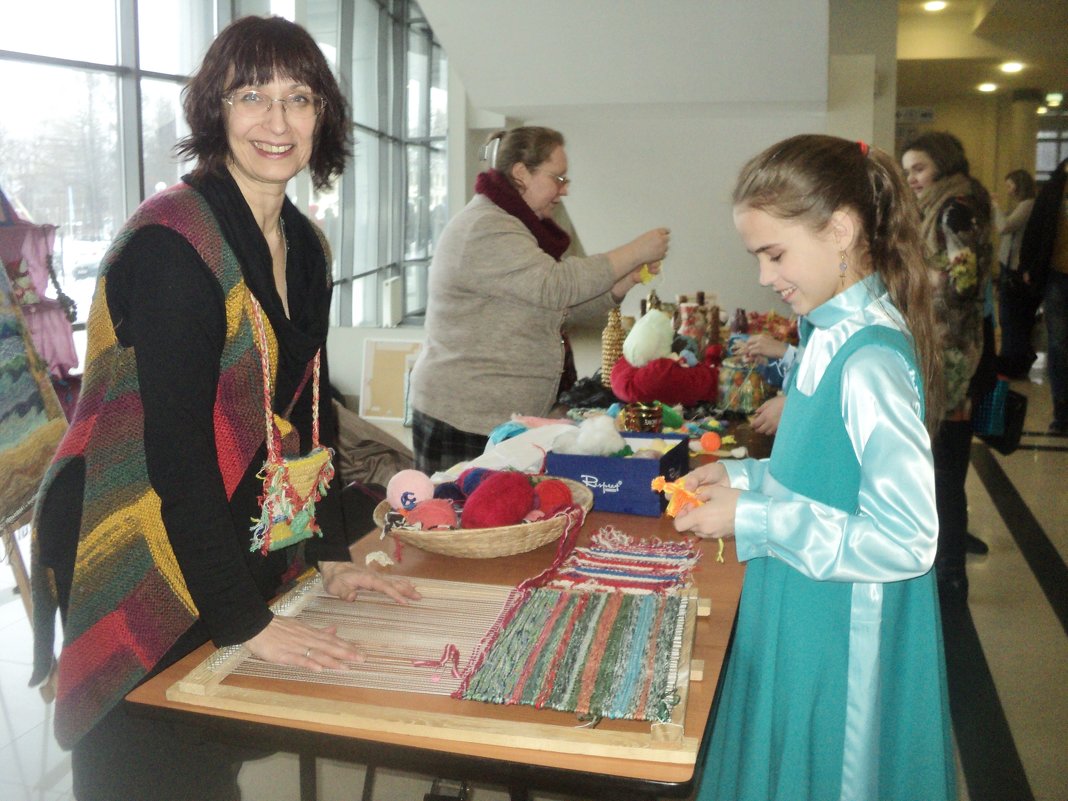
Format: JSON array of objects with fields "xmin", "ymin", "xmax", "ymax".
[{"xmin": 838, "ymin": 251, "xmax": 848, "ymax": 287}]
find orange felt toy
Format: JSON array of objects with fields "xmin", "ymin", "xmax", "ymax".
[
  {"xmin": 460, "ymin": 471, "xmax": 535, "ymax": 529},
  {"xmin": 650, "ymin": 476, "xmax": 703, "ymax": 517}
]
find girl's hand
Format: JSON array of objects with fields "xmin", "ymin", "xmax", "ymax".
[
  {"xmin": 741, "ymin": 332, "xmax": 787, "ymax": 361},
  {"xmin": 679, "ymin": 462, "xmax": 730, "ymax": 494},
  {"xmin": 750, "ymin": 395, "xmax": 785, "ymax": 435},
  {"xmin": 318, "ymin": 560, "xmax": 422, "ymax": 604},
  {"xmin": 672, "ymin": 485, "xmax": 740, "ymax": 540}
]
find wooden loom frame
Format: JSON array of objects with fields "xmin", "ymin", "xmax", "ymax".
[{"xmin": 168, "ymin": 575, "xmax": 707, "ymax": 766}]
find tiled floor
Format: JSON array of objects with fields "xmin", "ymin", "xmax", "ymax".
[{"xmin": 1, "ymin": 364, "xmax": 1065, "ymax": 801}]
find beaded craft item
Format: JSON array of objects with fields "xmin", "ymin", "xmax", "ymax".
[{"xmin": 248, "ymin": 294, "xmax": 334, "ymax": 554}]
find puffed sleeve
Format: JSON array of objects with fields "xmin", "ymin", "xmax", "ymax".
[{"xmin": 730, "ymin": 346, "xmax": 936, "ymax": 582}]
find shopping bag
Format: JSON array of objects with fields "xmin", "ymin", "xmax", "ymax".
[
  {"xmin": 975, "ymin": 386, "xmax": 1027, "ymax": 456},
  {"xmin": 972, "ymin": 379, "xmax": 1008, "ymax": 437}
]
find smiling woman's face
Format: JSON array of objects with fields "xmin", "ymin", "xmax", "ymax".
[{"xmin": 225, "ymin": 75, "xmax": 318, "ymax": 192}]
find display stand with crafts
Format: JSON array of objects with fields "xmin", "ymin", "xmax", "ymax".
[{"xmin": 130, "ymin": 440, "xmax": 761, "ymax": 798}]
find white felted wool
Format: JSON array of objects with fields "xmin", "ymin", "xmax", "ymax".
[
  {"xmin": 622, "ymin": 309, "xmax": 674, "ymax": 367},
  {"xmin": 552, "ymin": 414, "xmax": 625, "ymax": 456}
]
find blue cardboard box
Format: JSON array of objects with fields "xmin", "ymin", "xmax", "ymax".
[{"xmin": 545, "ymin": 433, "xmax": 690, "ymax": 517}]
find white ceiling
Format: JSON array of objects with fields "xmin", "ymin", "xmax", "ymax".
[
  {"xmin": 418, "ymin": 0, "xmax": 830, "ymax": 116},
  {"xmin": 896, "ymin": 0, "xmax": 1068, "ymax": 107},
  {"xmin": 421, "ymin": 0, "xmax": 1067, "ymax": 115}
]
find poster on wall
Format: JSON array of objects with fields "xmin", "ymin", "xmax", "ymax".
[{"xmin": 358, "ymin": 339, "xmax": 423, "ymax": 423}]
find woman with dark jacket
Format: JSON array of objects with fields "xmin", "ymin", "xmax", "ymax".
[
  {"xmin": 902, "ymin": 131, "xmax": 995, "ymax": 600},
  {"xmin": 1018, "ymin": 158, "xmax": 1068, "ymax": 432}
]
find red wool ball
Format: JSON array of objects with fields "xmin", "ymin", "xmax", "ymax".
[
  {"xmin": 533, "ymin": 479, "xmax": 573, "ymax": 516},
  {"xmin": 461, "ymin": 472, "xmax": 535, "ymax": 529}
]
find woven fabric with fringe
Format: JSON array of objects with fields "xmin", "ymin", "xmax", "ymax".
[{"xmin": 532, "ymin": 525, "xmax": 701, "ymax": 594}]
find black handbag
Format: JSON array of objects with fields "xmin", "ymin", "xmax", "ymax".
[{"xmin": 974, "ymin": 383, "xmax": 1027, "ymax": 456}]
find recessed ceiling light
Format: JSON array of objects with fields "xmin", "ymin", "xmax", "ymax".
[
  {"xmin": 1047, "ymin": 93, "xmax": 1063, "ymax": 107},
  {"xmin": 978, "ymin": 83, "xmax": 997, "ymax": 93},
  {"xmin": 1037, "ymin": 107, "xmax": 1048, "ymax": 115},
  {"xmin": 999, "ymin": 62, "xmax": 1024, "ymax": 74},
  {"xmin": 923, "ymin": 1, "xmax": 947, "ymax": 11}
]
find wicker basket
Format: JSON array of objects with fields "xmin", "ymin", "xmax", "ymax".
[{"xmin": 373, "ymin": 476, "xmax": 593, "ymax": 559}]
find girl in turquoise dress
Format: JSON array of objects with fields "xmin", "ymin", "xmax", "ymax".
[{"xmin": 674, "ymin": 134, "xmax": 955, "ymax": 801}]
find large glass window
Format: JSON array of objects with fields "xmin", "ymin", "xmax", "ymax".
[
  {"xmin": 3, "ymin": 0, "xmax": 444, "ymax": 334},
  {"xmin": 1036, "ymin": 115, "xmax": 1068, "ymax": 184},
  {"xmin": 1, "ymin": 1, "xmax": 215, "ymax": 345},
  {"xmin": 334, "ymin": 0, "xmax": 447, "ymax": 326}
]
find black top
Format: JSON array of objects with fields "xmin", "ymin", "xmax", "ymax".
[{"xmin": 43, "ymin": 170, "xmax": 350, "ymax": 675}]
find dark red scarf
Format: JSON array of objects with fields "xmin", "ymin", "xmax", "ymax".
[
  {"xmin": 473, "ymin": 169, "xmax": 577, "ymax": 395},
  {"xmin": 475, "ymin": 170, "xmax": 571, "ymax": 259}
]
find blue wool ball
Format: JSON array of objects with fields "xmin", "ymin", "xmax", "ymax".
[
  {"xmin": 433, "ymin": 481, "xmax": 467, "ymax": 502},
  {"xmin": 458, "ymin": 467, "xmax": 496, "ymax": 496}
]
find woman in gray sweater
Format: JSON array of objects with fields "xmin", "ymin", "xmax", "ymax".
[{"xmin": 409, "ymin": 126, "xmax": 669, "ymax": 474}]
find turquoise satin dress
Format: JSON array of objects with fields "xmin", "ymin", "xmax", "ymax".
[{"xmin": 698, "ymin": 275, "xmax": 956, "ymax": 801}]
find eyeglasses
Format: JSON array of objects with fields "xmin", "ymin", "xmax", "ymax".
[
  {"xmin": 536, "ymin": 168, "xmax": 570, "ymax": 188},
  {"xmin": 223, "ymin": 90, "xmax": 326, "ymax": 120}
]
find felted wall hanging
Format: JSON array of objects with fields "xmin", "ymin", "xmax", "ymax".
[{"xmin": 0, "ymin": 266, "xmax": 67, "ymax": 530}]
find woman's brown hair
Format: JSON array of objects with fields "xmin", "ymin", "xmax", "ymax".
[
  {"xmin": 733, "ymin": 134, "xmax": 945, "ymax": 432},
  {"xmin": 484, "ymin": 126, "xmax": 565, "ymax": 189},
  {"xmin": 174, "ymin": 15, "xmax": 351, "ymax": 191}
]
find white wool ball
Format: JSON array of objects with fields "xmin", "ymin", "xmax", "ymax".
[{"xmin": 622, "ymin": 309, "xmax": 674, "ymax": 367}]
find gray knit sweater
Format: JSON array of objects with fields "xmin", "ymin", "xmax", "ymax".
[{"xmin": 409, "ymin": 194, "xmax": 617, "ymax": 435}]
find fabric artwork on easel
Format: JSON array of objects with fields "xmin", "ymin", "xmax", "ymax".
[
  {"xmin": 455, "ymin": 586, "xmax": 688, "ymax": 722},
  {"xmin": 1, "ymin": 266, "xmax": 66, "ymax": 529}
]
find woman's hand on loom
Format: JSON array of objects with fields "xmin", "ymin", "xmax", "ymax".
[
  {"xmin": 245, "ymin": 615, "xmax": 362, "ymax": 672},
  {"xmin": 318, "ymin": 560, "xmax": 422, "ymax": 605},
  {"xmin": 672, "ymin": 485, "xmax": 739, "ymax": 540}
]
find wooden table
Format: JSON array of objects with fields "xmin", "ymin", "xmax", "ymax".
[{"xmin": 127, "ymin": 482, "xmax": 751, "ymax": 800}]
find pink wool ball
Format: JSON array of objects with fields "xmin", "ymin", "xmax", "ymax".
[
  {"xmin": 404, "ymin": 498, "xmax": 458, "ymax": 530},
  {"xmin": 386, "ymin": 469, "xmax": 435, "ymax": 511}
]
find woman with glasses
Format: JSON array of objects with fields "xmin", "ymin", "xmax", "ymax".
[
  {"xmin": 409, "ymin": 125, "xmax": 671, "ymax": 474},
  {"xmin": 30, "ymin": 16, "xmax": 418, "ymax": 801}
]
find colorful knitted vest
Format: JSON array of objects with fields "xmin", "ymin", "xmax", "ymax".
[{"xmin": 30, "ymin": 183, "xmax": 281, "ymax": 748}]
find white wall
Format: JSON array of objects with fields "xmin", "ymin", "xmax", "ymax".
[{"xmin": 329, "ymin": 1, "xmax": 899, "ymax": 391}]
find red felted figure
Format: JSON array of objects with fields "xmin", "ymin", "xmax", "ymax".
[
  {"xmin": 461, "ymin": 471, "xmax": 535, "ymax": 528},
  {"xmin": 610, "ymin": 309, "xmax": 718, "ymax": 407}
]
